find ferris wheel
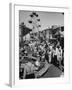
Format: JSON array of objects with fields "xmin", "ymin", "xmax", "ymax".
[{"xmin": 28, "ymin": 11, "xmax": 41, "ymax": 33}]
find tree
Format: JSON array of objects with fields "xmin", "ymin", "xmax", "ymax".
[
  {"xmin": 19, "ymin": 22, "xmax": 25, "ymax": 43},
  {"xmin": 19, "ymin": 22, "xmax": 32, "ymax": 42}
]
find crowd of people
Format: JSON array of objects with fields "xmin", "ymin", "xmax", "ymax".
[{"xmin": 19, "ymin": 27, "xmax": 64, "ymax": 79}]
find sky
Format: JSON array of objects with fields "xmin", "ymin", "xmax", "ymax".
[{"xmin": 19, "ymin": 10, "xmax": 64, "ymax": 30}]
